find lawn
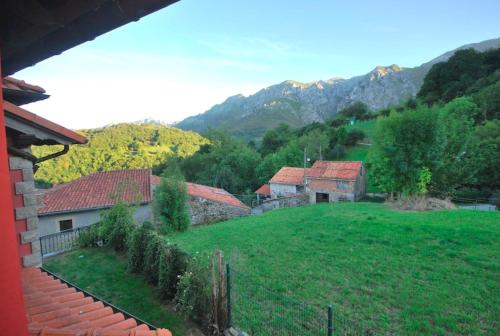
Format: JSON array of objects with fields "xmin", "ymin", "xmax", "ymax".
[
  {"xmin": 43, "ymin": 248, "xmax": 187, "ymax": 336},
  {"xmin": 168, "ymin": 203, "xmax": 500, "ymax": 335}
]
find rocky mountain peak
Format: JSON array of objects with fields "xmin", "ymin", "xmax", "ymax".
[
  {"xmin": 176, "ymin": 37, "xmax": 500, "ymax": 141},
  {"xmin": 369, "ymin": 64, "xmax": 402, "ymax": 80}
]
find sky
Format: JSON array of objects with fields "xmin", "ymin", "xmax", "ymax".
[{"xmin": 16, "ymin": 0, "xmax": 500, "ymax": 129}]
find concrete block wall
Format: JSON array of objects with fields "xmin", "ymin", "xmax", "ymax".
[{"xmin": 9, "ymin": 154, "xmax": 41, "ymax": 267}]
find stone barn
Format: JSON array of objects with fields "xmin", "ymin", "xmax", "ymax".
[
  {"xmin": 268, "ymin": 167, "xmax": 307, "ymax": 198},
  {"xmin": 185, "ymin": 182, "xmax": 251, "ymax": 225},
  {"xmin": 307, "ymin": 161, "xmax": 367, "ymax": 202}
]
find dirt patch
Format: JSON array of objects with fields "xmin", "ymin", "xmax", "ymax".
[{"xmin": 388, "ymin": 196, "xmax": 456, "ymax": 211}]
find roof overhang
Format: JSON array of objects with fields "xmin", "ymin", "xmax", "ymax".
[
  {"xmin": 4, "ymin": 100, "xmax": 87, "ymax": 145},
  {"xmin": 0, "ymin": 0, "xmax": 179, "ymax": 76}
]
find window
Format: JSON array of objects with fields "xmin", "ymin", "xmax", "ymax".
[
  {"xmin": 59, "ymin": 219, "xmax": 73, "ymax": 232},
  {"xmin": 336, "ymin": 181, "xmax": 349, "ymax": 190}
]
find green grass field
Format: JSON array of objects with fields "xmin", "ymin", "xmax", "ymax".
[
  {"xmin": 43, "ymin": 249, "xmax": 186, "ymax": 335},
  {"xmin": 169, "ymin": 203, "xmax": 500, "ymax": 335}
]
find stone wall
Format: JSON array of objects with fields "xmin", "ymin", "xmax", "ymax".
[
  {"xmin": 188, "ymin": 196, "xmax": 251, "ymax": 225},
  {"xmin": 255, "ymin": 193, "xmax": 310, "ymax": 214},
  {"xmin": 9, "ymin": 153, "xmax": 41, "ymax": 267}
]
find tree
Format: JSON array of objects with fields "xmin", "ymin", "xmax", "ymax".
[
  {"xmin": 100, "ymin": 202, "xmax": 135, "ymax": 251},
  {"xmin": 153, "ymin": 167, "xmax": 190, "ymax": 233},
  {"xmin": 431, "ymin": 98, "xmax": 479, "ymax": 196},
  {"xmin": 255, "ymin": 141, "xmax": 303, "ymax": 185},
  {"xmin": 473, "ymin": 120, "xmax": 500, "ymax": 190},
  {"xmin": 368, "ymin": 107, "xmax": 443, "ymax": 196},
  {"xmin": 339, "ymin": 101, "xmax": 370, "ymax": 120},
  {"xmin": 260, "ymin": 124, "xmax": 293, "ymax": 156}
]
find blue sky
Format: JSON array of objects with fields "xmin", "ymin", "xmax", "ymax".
[{"xmin": 17, "ymin": 0, "xmax": 500, "ymax": 128}]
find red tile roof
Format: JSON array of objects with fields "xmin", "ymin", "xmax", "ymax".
[
  {"xmin": 307, "ymin": 161, "xmax": 362, "ymax": 180},
  {"xmin": 39, "ymin": 170, "xmax": 153, "ymax": 215},
  {"xmin": 269, "ymin": 167, "xmax": 308, "ymax": 186},
  {"xmin": 187, "ymin": 182, "xmax": 250, "ymax": 210},
  {"xmin": 152, "ymin": 176, "xmax": 249, "ymax": 210},
  {"xmin": 23, "ymin": 267, "xmax": 171, "ymax": 336},
  {"xmin": 3, "ymin": 100, "xmax": 87, "ymax": 145},
  {"xmin": 255, "ymin": 184, "xmax": 271, "ymax": 195},
  {"xmin": 3, "ymin": 77, "xmax": 46, "ymax": 93},
  {"xmin": 40, "ymin": 170, "xmax": 249, "ymax": 215}
]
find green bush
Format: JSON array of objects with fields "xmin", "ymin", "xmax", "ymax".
[
  {"xmin": 143, "ymin": 232, "xmax": 164, "ymax": 285},
  {"xmin": 77, "ymin": 223, "xmax": 101, "ymax": 248},
  {"xmin": 158, "ymin": 243, "xmax": 190, "ymax": 301},
  {"xmin": 153, "ymin": 173, "xmax": 191, "ymax": 234},
  {"xmin": 127, "ymin": 222, "xmax": 154, "ymax": 274},
  {"xmin": 100, "ymin": 203, "xmax": 135, "ymax": 251},
  {"xmin": 175, "ymin": 253, "xmax": 212, "ymax": 325}
]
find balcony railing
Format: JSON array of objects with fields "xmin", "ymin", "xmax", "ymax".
[{"xmin": 39, "ymin": 226, "xmax": 90, "ymax": 258}]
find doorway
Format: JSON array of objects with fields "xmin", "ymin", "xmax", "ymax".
[{"xmin": 316, "ymin": 192, "xmax": 329, "ymax": 203}]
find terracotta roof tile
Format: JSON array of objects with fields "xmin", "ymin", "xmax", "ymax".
[
  {"xmin": 307, "ymin": 161, "xmax": 363, "ymax": 180},
  {"xmin": 39, "ymin": 170, "xmax": 154, "ymax": 215},
  {"xmin": 3, "ymin": 77, "xmax": 46, "ymax": 93},
  {"xmin": 255, "ymin": 184, "xmax": 271, "ymax": 195},
  {"xmin": 187, "ymin": 182, "xmax": 250, "ymax": 210},
  {"xmin": 269, "ymin": 167, "xmax": 308, "ymax": 186},
  {"xmin": 23, "ymin": 268, "xmax": 172, "ymax": 336},
  {"xmin": 152, "ymin": 177, "xmax": 250, "ymax": 210}
]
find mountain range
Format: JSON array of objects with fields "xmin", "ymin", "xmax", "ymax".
[{"xmin": 176, "ymin": 37, "xmax": 500, "ymax": 140}]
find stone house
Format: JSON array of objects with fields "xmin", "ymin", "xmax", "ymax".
[
  {"xmin": 185, "ymin": 182, "xmax": 251, "ymax": 225},
  {"xmin": 264, "ymin": 160, "xmax": 367, "ymax": 203},
  {"xmin": 38, "ymin": 169, "xmax": 250, "ymax": 236},
  {"xmin": 306, "ymin": 161, "xmax": 367, "ymax": 202},
  {"xmin": 268, "ymin": 167, "xmax": 308, "ymax": 198}
]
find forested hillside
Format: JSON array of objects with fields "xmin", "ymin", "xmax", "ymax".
[
  {"xmin": 169, "ymin": 47, "xmax": 499, "ymax": 200},
  {"xmin": 33, "ymin": 123, "xmax": 208, "ymax": 186}
]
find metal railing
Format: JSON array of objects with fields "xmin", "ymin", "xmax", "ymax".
[{"xmin": 39, "ymin": 226, "xmax": 90, "ymax": 258}]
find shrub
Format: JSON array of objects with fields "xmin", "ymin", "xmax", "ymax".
[
  {"xmin": 153, "ymin": 173, "xmax": 190, "ymax": 234},
  {"xmin": 343, "ymin": 129, "xmax": 365, "ymax": 146},
  {"xmin": 142, "ymin": 232, "xmax": 164, "ymax": 285},
  {"xmin": 77, "ymin": 223, "xmax": 101, "ymax": 248},
  {"xmin": 175, "ymin": 253, "xmax": 212, "ymax": 325},
  {"xmin": 158, "ymin": 243, "xmax": 190, "ymax": 301},
  {"xmin": 100, "ymin": 202, "xmax": 135, "ymax": 251},
  {"xmin": 127, "ymin": 222, "xmax": 154, "ymax": 274}
]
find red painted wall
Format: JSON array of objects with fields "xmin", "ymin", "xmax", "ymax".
[{"xmin": 0, "ymin": 55, "xmax": 29, "ymax": 335}]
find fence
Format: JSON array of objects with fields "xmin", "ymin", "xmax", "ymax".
[
  {"xmin": 39, "ymin": 226, "xmax": 91, "ymax": 258},
  {"xmin": 226, "ymin": 265, "xmax": 371, "ymax": 336},
  {"xmin": 451, "ymin": 197, "xmax": 497, "ymax": 211}
]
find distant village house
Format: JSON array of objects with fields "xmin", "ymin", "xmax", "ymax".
[
  {"xmin": 256, "ymin": 160, "xmax": 366, "ymax": 204},
  {"xmin": 38, "ymin": 169, "xmax": 250, "ymax": 236}
]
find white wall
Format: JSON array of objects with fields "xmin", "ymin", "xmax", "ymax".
[
  {"xmin": 270, "ymin": 183, "xmax": 298, "ymax": 198},
  {"xmin": 38, "ymin": 204, "xmax": 153, "ymax": 236}
]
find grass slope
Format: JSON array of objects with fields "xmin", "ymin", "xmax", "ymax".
[
  {"xmin": 43, "ymin": 248, "xmax": 186, "ymax": 335},
  {"xmin": 169, "ymin": 203, "xmax": 500, "ymax": 335},
  {"xmin": 340, "ymin": 119, "xmax": 380, "ymax": 192}
]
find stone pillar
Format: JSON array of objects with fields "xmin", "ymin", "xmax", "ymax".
[{"xmin": 9, "ymin": 153, "xmax": 41, "ymax": 267}]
